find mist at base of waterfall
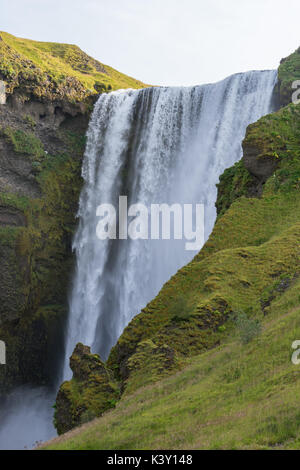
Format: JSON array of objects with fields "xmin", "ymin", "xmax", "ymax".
[{"xmin": 0, "ymin": 386, "xmax": 56, "ymax": 450}]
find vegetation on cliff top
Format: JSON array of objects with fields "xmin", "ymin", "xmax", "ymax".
[{"xmin": 0, "ymin": 31, "xmax": 147, "ymax": 102}]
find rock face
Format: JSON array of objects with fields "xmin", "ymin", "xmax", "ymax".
[
  {"xmin": 0, "ymin": 45, "xmax": 92, "ymax": 393},
  {"xmin": 0, "ymin": 97, "xmax": 88, "ymax": 392},
  {"xmin": 54, "ymin": 343, "xmax": 119, "ymax": 435}
]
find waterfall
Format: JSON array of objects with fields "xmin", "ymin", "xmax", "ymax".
[
  {"xmin": 64, "ymin": 70, "xmax": 278, "ymax": 375},
  {"xmin": 0, "ymin": 69, "xmax": 278, "ymax": 450}
]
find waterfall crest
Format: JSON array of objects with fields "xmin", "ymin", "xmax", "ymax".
[{"xmin": 64, "ymin": 70, "xmax": 277, "ymax": 375}]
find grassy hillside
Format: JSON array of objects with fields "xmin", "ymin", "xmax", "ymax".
[
  {"xmin": 0, "ymin": 31, "xmax": 147, "ymax": 102},
  {"xmin": 43, "ymin": 276, "xmax": 300, "ymax": 450}
]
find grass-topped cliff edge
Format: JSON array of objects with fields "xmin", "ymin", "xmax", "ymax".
[{"xmin": 0, "ymin": 31, "xmax": 147, "ymax": 104}]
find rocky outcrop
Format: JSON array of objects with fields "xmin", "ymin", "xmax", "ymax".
[{"xmin": 54, "ymin": 343, "xmax": 119, "ymax": 435}]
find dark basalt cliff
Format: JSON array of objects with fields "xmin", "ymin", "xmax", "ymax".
[{"xmin": 0, "ymin": 89, "xmax": 90, "ymax": 393}]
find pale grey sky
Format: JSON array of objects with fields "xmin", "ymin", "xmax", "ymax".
[{"xmin": 1, "ymin": 0, "xmax": 300, "ymax": 86}]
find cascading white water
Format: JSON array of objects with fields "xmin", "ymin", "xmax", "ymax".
[{"xmin": 64, "ymin": 70, "xmax": 278, "ymax": 376}]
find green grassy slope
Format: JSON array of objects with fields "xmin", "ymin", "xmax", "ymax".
[
  {"xmin": 44, "ymin": 277, "xmax": 300, "ymax": 450},
  {"xmin": 0, "ymin": 31, "xmax": 147, "ymax": 102}
]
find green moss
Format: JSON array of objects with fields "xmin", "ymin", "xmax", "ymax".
[
  {"xmin": 0, "ymin": 191, "xmax": 30, "ymax": 212},
  {"xmin": 125, "ymin": 339, "xmax": 184, "ymax": 395},
  {"xmin": 0, "ymin": 125, "xmax": 85, "ymax": 392},
  {"xmin": 243, "ymin": 104, "xmax": 300, "ymax": 171},
  {"xmin": 1, "ymin": 127, "xmax": 45, "ymax": 160},
  {"xmin": 216, "ymin": 160, "xmax": 256, "ymax": 217},
  {"xmin": 22, "ymin": 114, "xmax": 36, "ymax": 129}
]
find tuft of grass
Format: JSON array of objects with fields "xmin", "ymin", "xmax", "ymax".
[
  {"xmin": 1, "ymin": 127, "xmax": 45, "ymax": 160},
  {"xmin": 232, "ymin": 311, "xmax": 261, "ymax": 345}
]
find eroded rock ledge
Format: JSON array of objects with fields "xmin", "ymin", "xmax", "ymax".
[{"xmin": 55, "ymin": 343, "xmax": 119, "ymax": 435}]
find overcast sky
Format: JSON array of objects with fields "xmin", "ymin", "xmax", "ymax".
[{"xmin": 1, "ymin": 0, "xmax": 300, "ymax": 86}]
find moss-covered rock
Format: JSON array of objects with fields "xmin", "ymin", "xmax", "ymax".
[
  {"xmin": 0, "ymin": 131, "xmax": 83, "ymax": 391},
  {"xmin": 54, "ymin": 343, "xmax": 119, "ymax": 435},
  {"xmin": 216, "ymin": 160, "xmax": 258, "ymax": 217}
]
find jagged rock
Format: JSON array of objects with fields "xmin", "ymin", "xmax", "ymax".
[
  {"xmin": 243, "ymin": 138, "xmax": 279, "ymax": 181},
  {"xmin": 54, "ymin": 343, "xmax": 119, "ymax": 435}
]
